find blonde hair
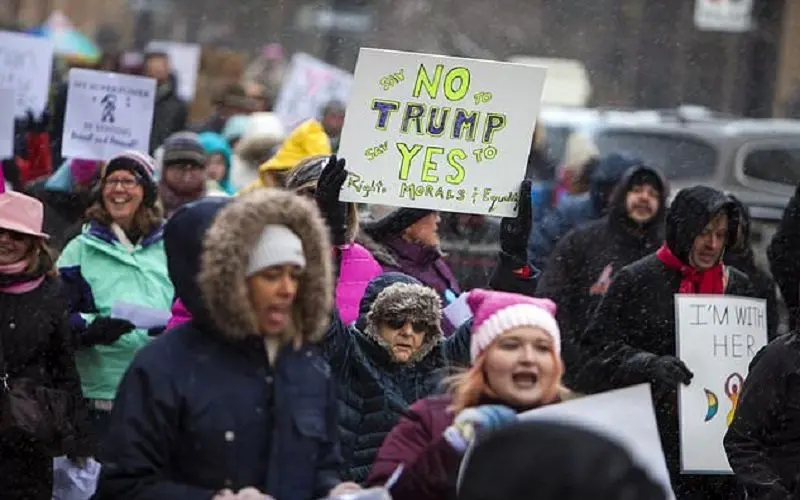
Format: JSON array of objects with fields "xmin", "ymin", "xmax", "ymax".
[
  {"xmin": 23, "ymin": 238, "xmax": 58, "ymax": 277},
  {"xmin": 446, "ymin": 348, "xmax": 568, "ymax": 414}
]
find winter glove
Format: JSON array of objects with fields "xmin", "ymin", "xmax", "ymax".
[
  {"xmin": 26, "ymin": 109, "xmax": 50, "ymax": 133},
  {"xmin": 315, "ymin": 155, "xmax": 349, "ymax": 247},
  {"xmin": 499, "ymin": 179, "xmax": 533, "ymax": 264},
  {"xmin": 443, "ymin": 405, "xmax": 518, "ymax": 453},
  {"xmin": 76, "ymin": 317, "xmax": 135, "ymax": 348},
  {"xmin": 647, "ymin": 355, "xmax": 694, "ymax": 387}
]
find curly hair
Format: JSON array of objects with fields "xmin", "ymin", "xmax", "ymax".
[{"xmin": 23, "ymin": 238, "xmax": 58, "ymax": 278}]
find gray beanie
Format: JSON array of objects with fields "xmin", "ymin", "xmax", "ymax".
[{"xmin": 246, "ymin": 225, "xmax": 306, "ymax": 277}]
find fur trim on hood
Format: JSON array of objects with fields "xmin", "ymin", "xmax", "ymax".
[
  {"xmin": 365, "ymin": 282, "xmax": 443, "ymax": 363},
  {"xmin": 355, "ymin": 229, "xmax": 399, "ymax": 268},
  {"xmin": 198, "ymin": 189, "xmax": 333, "ymax": 342}
]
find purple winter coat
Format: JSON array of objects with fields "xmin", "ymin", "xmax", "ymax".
[{"xmin": 379, "ymin": 235, "xmax": 461, "ymax": 302}]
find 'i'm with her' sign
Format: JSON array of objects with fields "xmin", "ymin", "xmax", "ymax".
[
  {"xmin": 337, "ymin": 48, "xmax": 547, "ymax": 217},
  {"xmin": 675, "ymin": 294, "xmax": 768, "ymax": 474}
]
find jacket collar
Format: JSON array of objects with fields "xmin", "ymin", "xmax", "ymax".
[
  {"xmin": 385, "ymin": 235, "xmax": 441, "ymax": 265},
  {"xmin": 86, "ymin": 220, "xmax": 164, "ymax": 249}
]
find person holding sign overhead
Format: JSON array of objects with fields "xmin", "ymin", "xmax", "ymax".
[{"xmin": 575, "ymin": 186, "xmax": 760, "ymax": 499}]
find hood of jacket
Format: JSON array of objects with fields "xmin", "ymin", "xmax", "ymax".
[
  {"xmin": 198, "ymin": 132, "xmax": 233, "ymax": 193},
  {"xmin": 589, "ymin": 153, "xmax": 643, "ymax": 213},
  {"xmin": 607, "ymin": 164, "xmax": 669, "ymax": 240},
  {"xmin": 164, "ymin": 197, "xmax": 233, "ymax": 329},
  {"xmin": 198, "ymin": 189, "xmax": 333, "ymax": 342},
  {"xmin": 235, "ymin": 112, "xmax": 286, "ymax": 168},
  {"xmin": 354, "ymin": 272, "xmax": 443, "ymax": 364},
  {"xmin": 665, "ymin": 185, "xmax": 740, "ymax": 264}
]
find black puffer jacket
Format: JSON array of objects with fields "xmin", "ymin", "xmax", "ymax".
[
  {"xmin": 536, "ymin": 165, "xmax": 667, "ymax": 382},
  {"xmin": 0, "ymin": 274, "xmax": 89, "ymax": 499},
  {"xmin": 321, "ymin": 273, "xmax": 470, "ymax": 483},
  {"xmin": 574, "ymin": 186, "xmax": 757, "ymax": 498},
  {"xmin": 724, "ymin": 333, "xmax": 800, "ymax": 499},
  {"xmin": 768, "ymin": 183, "xmax": 800, "ymax": 330}
]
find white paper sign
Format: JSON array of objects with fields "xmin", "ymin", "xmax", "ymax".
[
  {"xmin": 274, "ymin": 53, "xmax": 353, "ymax": 130},
  {"xmin": 111, "ymin": 301, "xmax": 170, "ymax": 330},
  {"xmin": 694, "ymin": 0, "xmax": 754, "ymax": 32},
  {"xmin": 337, "ymin": 48, "xmax": 547, "ymax": 217},
  {"xmin": 146, "ymin": 41, "xmax": 201, "ymax": 101},
  {"xmin": 62, "ymin": 69, "xmax": 156, "ymax": 161},
  {"xmin": 0, "ymin": 88, "xmax": 14, "ymax": 159},
  {"xmin": 0, "ymin": 31, "xmax": 54, "ymax": 118},
  {"xmin": 519, "ymin": 384, "xmax": 674, "ymax": 498},
  {"xmin": 675, "ymin": 294, "xmax": 768, "ymax": 474}
]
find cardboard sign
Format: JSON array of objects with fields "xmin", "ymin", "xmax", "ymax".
[
  {"xmin": 675, "ymin": 294, "xmax": 768, "ymax": 474},
  {"xmin": 146, "ymin": 41, "xmax": 201, "ymax": 101},
  {"xmin": 273, "ymin": 53, "xmax": 353, "ymax": 130},
  {"xmin": 0, "ymin": 31, "xmax": 54, "ymax": 118},
  {"xmin": 519, "ymin": 384, "xmax": 674, "ymax": 498},
  {"xmin": 337, "ymin": 48, "xmax": 547, "ymax": 217},
  {"xmin": 62, "ymin": 69, "xmax": 156, "ymax": 161},
  {"xmin": 0, "ymin": 88, "xmax": 14, "ymax": 160}
]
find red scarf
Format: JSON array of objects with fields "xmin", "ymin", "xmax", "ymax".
[{"xmin": 656, "ymin": 243, "xmax": 724, "ymax": 294}]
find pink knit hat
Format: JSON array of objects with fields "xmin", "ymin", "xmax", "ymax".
[{"xmin": 467, "ymin": 289, "xmax": 560, "ymax": 361}]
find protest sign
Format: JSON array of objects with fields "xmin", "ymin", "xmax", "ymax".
[
  {"xmin": 675, "ymin": 294, "xmax": 768, "ymax": 474},
  {"xmin": 517, "ymin": 384, "xmax": 674, "ymax": 498},
  {"xmin": 0, "ymin": 88, "xmax": 14, "ymax": 160},
  {"xmin": 0, "ymin": 31, "xmax": 54, "ymax": 118},
  {"xmin": 274, "ymin": 53, "xmax": 353, "ymax": 130},
  {"xmin": 62, "ymin": 69, "xmax": 156, "ymax": 161},
  {"xmin": 146, "ymin": 41, "xmax": 201, "ymax": 101},
  {"xmin": 337, "ymin": 48, "xmax": 546, "ymax": 217}
]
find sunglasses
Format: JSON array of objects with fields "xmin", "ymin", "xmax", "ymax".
[
  {"xmin": 0, "ymin": 228, "xmax": 28, "ymax": 241},
  {"xmin": 385, "ymin": 317, "xmax": 429, "ymax": 333}
]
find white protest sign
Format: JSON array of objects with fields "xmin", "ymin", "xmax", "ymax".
[
  {"xmin": 62, "ymin": 69, "xmax": 156, "ymax": 161},
  {"xmin": 675, "ymin": 294, "xmax": 768, "ymax": 474},
  {"xmin": 0, "ymin": 31, "xmax": 54, "ymax": 118},
  {"xmin": 0, "ymin": 88, "xmax": 14, "ymax": 160},
  {"xmin": 274, "ymin": 53, "xmax": 353, "ymax": 130},
  {"xmin": 518, "ymin": 384, "xmax": 674, "ymax": 498},
  {"xmin": 337, "ymin": 48, "xmax": 546, "ymax": 217},
  {"xmin": 694, "ymin": 0, "xmax": 754, "ymax": 33},
  {"xmin": 146, "ymin": 41, "xmax": 201, "ymax": 101}
]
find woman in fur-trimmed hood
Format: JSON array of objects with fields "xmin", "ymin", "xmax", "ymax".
[
  {"xmin": 95, "ymin": 190, "xmax": 353, "ymax": 500},
  {"xmin": 320, "ymin": 272, "xmax": 472, "ymax": 483}
]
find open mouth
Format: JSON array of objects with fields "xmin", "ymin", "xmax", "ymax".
[{"xmin": 511, "ymin": 373, "xmax": 539, "ymax": 388}]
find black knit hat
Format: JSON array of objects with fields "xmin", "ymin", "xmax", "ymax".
[
  {"xmin": 162, "ymin": 131, "xmax": 206, "ymax": 167},
  {"xmin": 362, "ymin": 207, "xmax": 433, "ymax": 241},
  {"xmin": 459, "ymin": 421, "xmax": 667, "ymax": 500},
  {"xmin": 103, "ymin": 150, "xmax": 158, "ymax": 207}
]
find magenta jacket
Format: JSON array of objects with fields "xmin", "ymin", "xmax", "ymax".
[{"xmin": 166, "ymin": 243, "xmax": 382, "ymax": 329}]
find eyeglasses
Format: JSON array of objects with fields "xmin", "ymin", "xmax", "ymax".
[
  {"xmin": 385, "ymin": 317, "xmax": 429, "ymax": 333},
  {"xmin": 0, "ymin": 228, "xmax": 27, "ymax": 241},
  {"xmin": 104, "ymin": 178, "xmax": 140, "ymax": 189}
]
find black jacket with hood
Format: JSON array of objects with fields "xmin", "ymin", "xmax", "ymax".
[
  {"xmin": 768, "ymin": 183, "xmax": 800, "ymax": 330},
  {"xmin": 323, "ymin": 272, "xmax": 471, "ymax": 483},
  {"xmin": 95, "ymin": 191, "xmax": 342, "ymax": 500},
  {"xmin": 724, "ymin": 333, "xmax": 800, "ymax": 498},
  {"xmin": 574, "ymin": 186, "xmax": 757, "ymax": 497},
  {"xmin": 536, "ymin": 165, "xmax": 668, "ymax": 382}
]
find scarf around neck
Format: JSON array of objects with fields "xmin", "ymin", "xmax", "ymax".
[
  {"xmin": 656, "ymin": 243, "xmax": 724, "ymax": 294},
  {"xmin": 0, "ymin": 259, "xmax": 45, "ymax": 294}
]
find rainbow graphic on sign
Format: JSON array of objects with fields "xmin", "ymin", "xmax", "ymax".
[{"xmin": 703, "ymin": 372, "xmax": 744, "ymax": 425}]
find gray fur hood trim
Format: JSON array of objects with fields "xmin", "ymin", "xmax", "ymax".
[
  {"xmin": 365, "ymin": 282, "xmax": 443, "ymax": 363},
  {"xmin": 198, "ymin": 189, "xmax": 333, "ymax": 342}
]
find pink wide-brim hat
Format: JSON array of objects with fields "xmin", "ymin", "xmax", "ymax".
[{"xmin": 0, "ymin": 192, "xmax": 49, "ymax": 239}]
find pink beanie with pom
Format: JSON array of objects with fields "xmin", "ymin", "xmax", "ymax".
[{"xmin": 467, "ymin": 289, "xmax": 560, "ymax": 361}]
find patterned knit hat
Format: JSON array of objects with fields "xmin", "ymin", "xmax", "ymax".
[
  {"xmin": 467, "ymin": 289, "xmax": 560, "ymax": 361},
  {"xmin": 162, "ymin": 131, "xmax": 207, "ymax": 167},
  {"xmin": 103, "ymin": 150, "xmax": 158, "ymax": 206}
]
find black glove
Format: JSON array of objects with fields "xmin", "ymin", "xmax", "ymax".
[
  {"xmin": 315, "ymin": 155, "xmax": 349, "ymax": 246},
  {"xmin": 26, "ymin": 109, "xmax": 50, "ymax": 133},
  {"xmin": 648, "ymin": 355, "xmax": 694, "ymax": 387},
  {"xmin": 77, "ymin": 317, "xmax": 135, "ymax": 348},
  {"xmin": 499, "ymin": 179, "xmax": 533, "ymax": 263},
  {"xmin": 147, "ymin": 326, "xmax": 166, "ymax": 337}
]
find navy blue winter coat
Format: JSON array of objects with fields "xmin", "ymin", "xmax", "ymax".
[{"xmin": 95, "ymin": 191, "xmax": 342, "ymax": 500}]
